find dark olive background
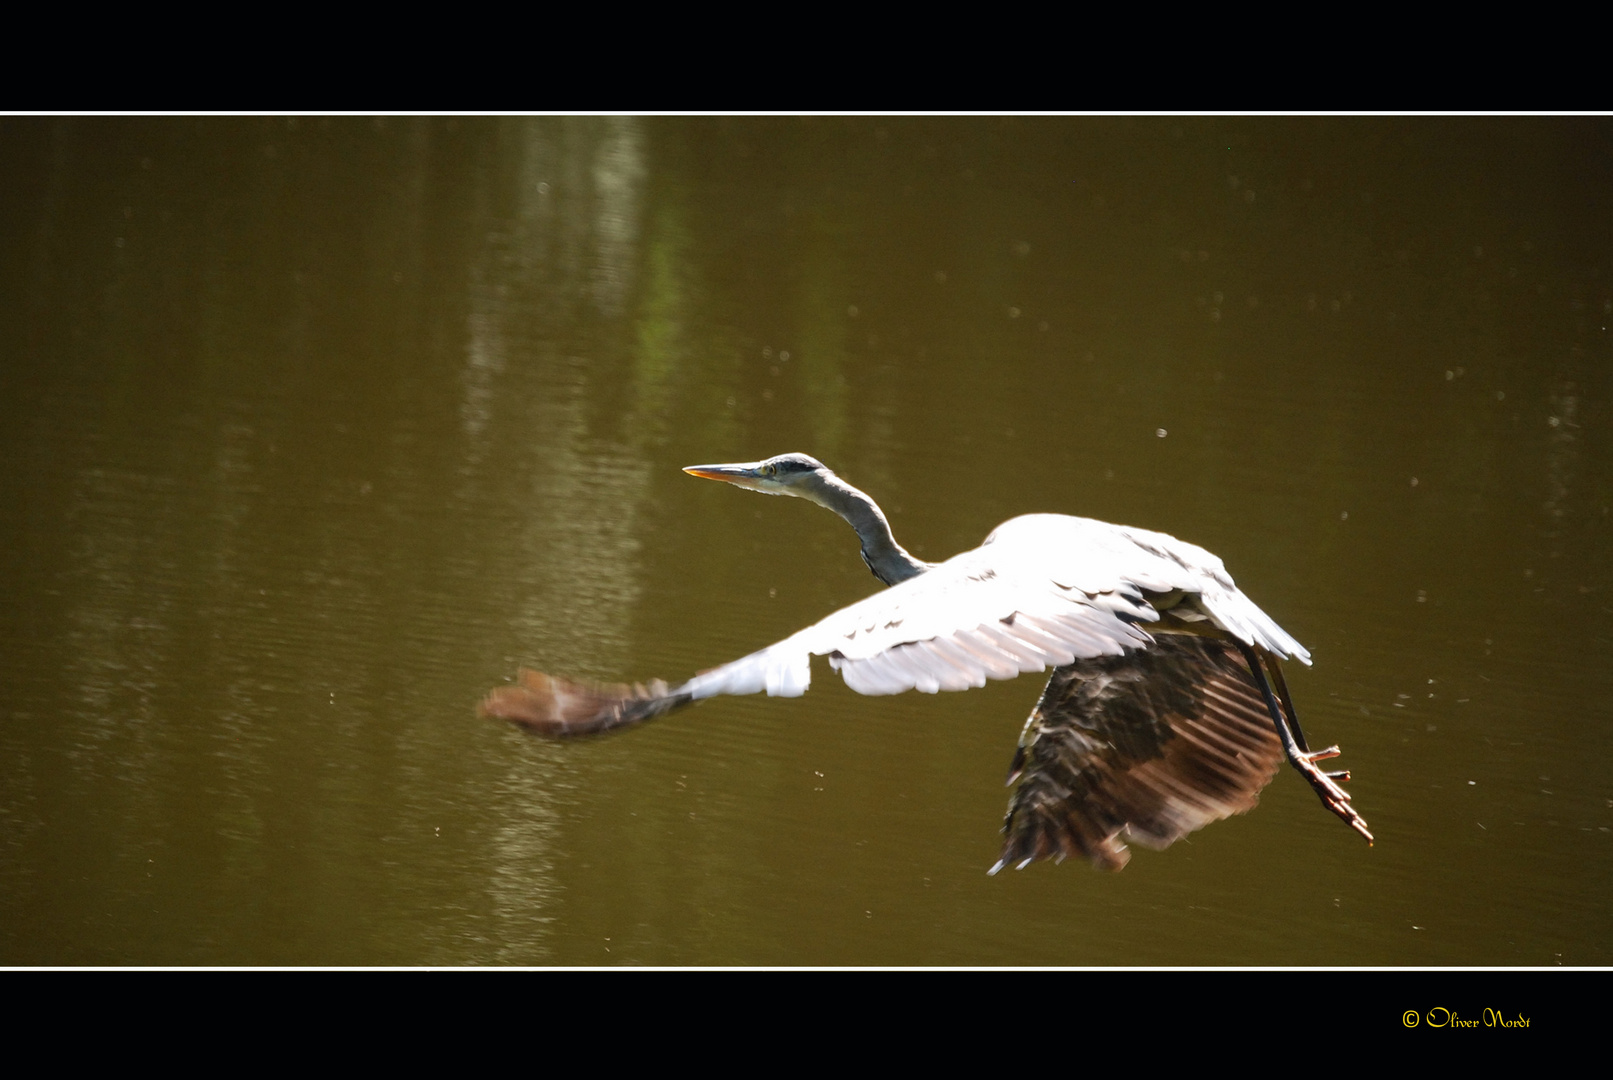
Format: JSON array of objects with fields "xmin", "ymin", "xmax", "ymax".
[{"xmin": 2, "ymin": 116, "xmax": 1608, "ymax": 965}]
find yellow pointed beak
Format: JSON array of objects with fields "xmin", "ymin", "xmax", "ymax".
[{"xmin": 682, "ymin": 462, "xmax": 770, "ymax": 490}]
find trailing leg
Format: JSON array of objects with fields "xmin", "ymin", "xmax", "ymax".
[{"xmin": 1237, "ymin": 642, "xmax": 1373, "ymax": 845}]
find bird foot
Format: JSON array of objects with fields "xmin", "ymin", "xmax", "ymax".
[{"xmin": 1291, "ymin": 745, "xmax": 1374, "ymax": 845}]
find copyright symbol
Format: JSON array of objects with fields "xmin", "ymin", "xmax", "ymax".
[{"xmin": 1402, "ymin": 1011, "xmax": 1420, "ymax": 1028}]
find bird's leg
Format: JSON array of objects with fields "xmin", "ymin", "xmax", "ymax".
[
  {"xmin": 1261, "ymin": 652, "xmax": 1310, "ymax": 754},
  {"xmin": 1236, "ymin": 643, "xmax": 1373, "ymax": 845}
]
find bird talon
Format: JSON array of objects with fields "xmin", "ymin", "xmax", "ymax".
[{"xmin": 1290, "ymin": 750, "xmax": 1372, "ymax": 843}]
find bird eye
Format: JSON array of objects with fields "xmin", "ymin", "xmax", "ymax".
[{"xmin": 762, "ymin": 464, "xmax": 776, "ymax": 477}]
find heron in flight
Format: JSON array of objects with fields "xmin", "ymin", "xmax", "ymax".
[{"xmin": 482, "ymin": 453, "xmax": 1371, "ymax": 871}]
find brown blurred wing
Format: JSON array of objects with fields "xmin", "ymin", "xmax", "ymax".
[
  {"xmin": 480, "ymin": 669, "xmax": 693, "ymax": 737},
  {"xmin": 995, "ymin": 635, "xmax": 1283, "ymax": 872}
]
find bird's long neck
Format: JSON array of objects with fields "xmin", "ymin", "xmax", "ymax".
[{"xmin": 811, "ymin": 474, "xmax": 930, "ymax": 586}]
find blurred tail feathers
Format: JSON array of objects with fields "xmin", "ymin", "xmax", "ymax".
[{"xmin": 480, "ymin": 669, "xmax": 693, "ymax": 737}]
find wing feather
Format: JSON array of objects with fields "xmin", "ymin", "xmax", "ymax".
[
  {"xmin": 971, "ymin": 622, "xmax": 1068, "ymax": 670},
  {"xmin": 657, "ymin": 514, "xmax": 1305, "ymax": 709},
  {"xmin": 993, "ymin": 635, "xmax": 1285, "ymax": 872},
  {"xmin": 940, "ymin": 632, "xmax": 1026, "ymax": 680}
]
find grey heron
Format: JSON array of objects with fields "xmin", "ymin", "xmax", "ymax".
[{"xmin": 482, "ymin": 452, "xmax": 1372, "ymax": 871}]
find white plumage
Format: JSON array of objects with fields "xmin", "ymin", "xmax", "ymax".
[{"xmin": 482, "ymin": 455, "xmax": 1370, "ymax": 871}]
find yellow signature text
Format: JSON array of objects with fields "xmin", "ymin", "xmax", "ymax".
[{"xmin": 1409, "ymin": 1007, "xmax": 1530, "ymax": 1029}]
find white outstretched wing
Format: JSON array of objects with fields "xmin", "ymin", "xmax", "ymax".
[
  {"xmin": 481, "ymin": 513, "xmax": 1308, "ymax": 737},
  {"xmin": 680, "ymin": 513, "xmax": 1306, "ymax": 703}
]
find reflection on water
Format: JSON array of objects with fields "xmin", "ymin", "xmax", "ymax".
[
  {"xmin": 459, "ymin": 118, "xmax": 652, "ymax": 959},
  {"xmin": 1, "ymin": 116, "xmax": 1610, "ymax": 966}
]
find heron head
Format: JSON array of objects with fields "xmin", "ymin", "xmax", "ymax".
[{"xmin": 683, "ymin": 453, "xmax": 832, "ymax": 498}]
